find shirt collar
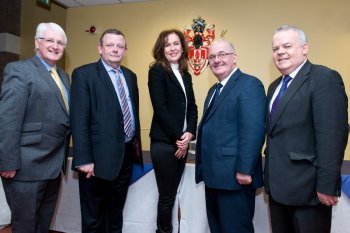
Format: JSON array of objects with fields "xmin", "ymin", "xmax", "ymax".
[
  {"xmin": 287, "ymin": 59, "xmax": 307, "ymax": 79},
  {"xmin": 36, "ymin": 53, "xmax": 55, "ymax": 71},
  {"xmin": 219, "ymin": 67, "xmax": 238, "ymax": 87},
  {"xmin": 100, "ymin": 58, "xmax": 122, "ymax": 73}
]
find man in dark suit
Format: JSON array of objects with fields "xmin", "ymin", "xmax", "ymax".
[
  {"xmin": 70, "ymin": 28, "xmax": 143, "ymax": 233},
  {"xmin": 265, "ymin": 25, "xmax": 348, "ymax": 233},
  {"xmin": 0, "ymin": 22, "xmax": 70, "ymax": 233},
  {"xmin": 195, "ymin": 40, "xmax": 266, "ymax": 233}
]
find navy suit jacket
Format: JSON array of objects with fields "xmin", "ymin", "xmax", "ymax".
[
  {"xmin": 70, "ymin": 59, "xmax": 142, "ymax": 181},
  {"xmin": 195, "ymin": 69, "xmax": 266, "ymax": 190},
  {"xmin": 264, "ymin": 60, "xmax": 348, "ymax": 205}
]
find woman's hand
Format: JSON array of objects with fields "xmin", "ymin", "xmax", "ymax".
[
  {"xmin": 175, "ymin": 148, "xmax": 187, "ymax": 159},
  {"xmin": 175, "ymin": 132, "xmax": 194, "ymax": 159},
  {"xmin": 176, "ymin": 132, "xmax": 193, "ymax": 149}
]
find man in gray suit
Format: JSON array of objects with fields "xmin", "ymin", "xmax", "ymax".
[
  {"xmin": 265, "ymin": 25, "xmax": 348, "ymax": 233},
  {"xmin": 0, "ymin": 22, "xmax": 70, "ymax": 233}
]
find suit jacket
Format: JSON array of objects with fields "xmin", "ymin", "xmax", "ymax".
[
  {"xmin": 148, "ymin": 64, "xmax": 198, "ymax": 143},
  {"xmin": 195, "ymin": 69, "xmax": 266, "ymax": 190},
  {"xmin": 70, "ymin": 59, "xmax": 143, "ymax": 181},
  {"xmin": 264, "ymin": 60, "xmax": 348, "ymax": 205},
  {"xmin": 0, "ymin": 56, "xmax": 70, "ymax": 181}
]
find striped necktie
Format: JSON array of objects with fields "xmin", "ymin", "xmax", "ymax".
[
  {"xmin": 51, "ymin": 67, "xmax": 68, "ymax": 111},
  {"xmin": 114, "ymin": 69, "xmax": 132, "ymax": 138}
]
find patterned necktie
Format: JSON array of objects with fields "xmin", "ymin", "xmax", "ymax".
[
  {"xmin": 270, "ymin": 75, "xmax": 292, "ymax": 119},
  {"xmin": 51, "ymin": 67, "xmax": 68, "ymax": 111},
  {"xmin": 206, "ymin": 83, "xmax": 223, "ymax": 113},
  {"xmin": 114, "ymin": 69, "xmax": 132, "ymax": 138}
]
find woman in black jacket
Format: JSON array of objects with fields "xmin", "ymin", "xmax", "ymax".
[{"xmin": 148, "ymin": 29, "xmax": 198, "ymax": 233}]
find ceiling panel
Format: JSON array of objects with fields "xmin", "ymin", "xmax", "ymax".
[
  {"xmin": 54, "ymin": 0, "xmax": 82, "ymax": 7},
  {"xmin": 55, "ymin": 0, "xmax": 155, "ymax": 8}
]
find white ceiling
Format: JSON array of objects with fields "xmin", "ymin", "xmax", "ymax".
[{"xmin": 55, "ymin": 0, "xmax": 154, "ymax": 8}]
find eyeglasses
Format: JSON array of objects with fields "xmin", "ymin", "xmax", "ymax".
[
  {"xmin": 38, "ymin": 38, "xmax": 66, "ymax": 47},
  {"xmin": 208, "ymin": 52, "xmax": 234, "ymax": 62}
]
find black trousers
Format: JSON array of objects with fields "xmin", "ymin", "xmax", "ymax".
[
  {"xmin": 78, "ymin": 142, "xmax": 133, "ymax": 233},
  {"xmin": 150, "ymin": 141, "xmax": 187, "ymax": 233},
  {"xmin": 269, "ymin": 196, "xmax": 332, "ymax": 233},
  {"xmin": 2, "ymin": 175, "xmax": 61, "ymax": 233}
]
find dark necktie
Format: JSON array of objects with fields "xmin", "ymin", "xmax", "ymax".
[
  {"xmin": 198, "ymin": 83, "xmax": 223, "ymax": 156},
  {"xmin": 206, "ymin": 83, "xmax": 223, "ymax": 113},
  {"xmin": 270, "ymin": 75, "xmax": 292, "ymax": 119},
  {"xmin": 113, "ymin": 69, "xmax": 132, "ymax": 137}
]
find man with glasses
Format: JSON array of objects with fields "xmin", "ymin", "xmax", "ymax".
[
  {"xmin": 70, "ymin": 28, "xmax": 143, "ymax": 233},
  {"xmin": 0, "ymin": 22, "xmax": 70, "ymax": 233},
  {"xmin": 195, "ymin": 39, "xmax": 266, "ymax": 233}
]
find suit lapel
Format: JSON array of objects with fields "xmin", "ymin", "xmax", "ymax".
[
  {"xmin": 169, "ymin": 70, "xmax": 189, "ymax": 98},
  {"xmin": 32, "ymin": 56, "xmax": 68, "ymax": 115},
  {"xmin": 121, "ymin": 66, "xmax": 133, "ymax": 97},
  {"xmin": 97, "ymin": 60, "xmax": 122, "ymax": 112},
  {"xmin": 121, "ymin": 66, "xmax": 137, "ymax": 115},
  {"xmin": 266, "ymin": 77, "xmax": 281, "ymax": 130},
  {"xmin": 203, "ymin": 86, "xmax": 216, "ymax": 113},
  {"xmin": 204, "ymin": 69, "xmax": 242, "ymax": 121},
  {"xmin": 182, "ymin": 72, "xmax": 192, "ymax": 96},
  {"xmin": 170, "ymin": 71, "xmax": 183, "ymax": 89},
  {"xmin": 197, "ymin": 85, "xmax": 215, "ymax": 129},
  {"xmin": 269, "ymin": 61, "xmax": 311, "ymax": 131},
  {"xmin": 57, "ymin": 68, "xmax": 70, "ymax": 92},
  {"xmin": 57, "ymin": 68, "xmax": 70, "ymax": 114}
]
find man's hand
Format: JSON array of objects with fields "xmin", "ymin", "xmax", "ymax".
[
  {"xmin": 0, "ymin": 170, "xmax": 16, "ymax": 179},
  {"xmin": 317, "ymin": 192, "xmax": 339, "ymax": 206},
  {"xmin": 236, "ymin": 172, "xmax": 252, "ymax": 185},
  {"xmin": 77, "ymin": 163, "xmax": 95, "ymax": 178}
]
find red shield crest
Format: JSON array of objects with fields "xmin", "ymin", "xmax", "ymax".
[
  {"xmin": 188, "ymin": 47, "xmax": 209, "ymax": 76},
  {"xmin": 183, "ymin": 16, "xmax": 215, "ymax": 76}
]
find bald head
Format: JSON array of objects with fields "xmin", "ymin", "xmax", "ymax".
[{"xmin": 208, "ymin": 40, "xmax": 237, "ymax": 81}]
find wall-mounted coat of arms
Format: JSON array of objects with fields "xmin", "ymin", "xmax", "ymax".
[{"xmin": 183, "ymin": 17, "xmax": 215, "ymax": 76}]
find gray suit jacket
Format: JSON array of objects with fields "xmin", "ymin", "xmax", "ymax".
[
  {"xmin": 0, "ymin": 56, "xmax": 70, "ymax": 181},
  {"xmin": 264, "ymin": 60, "xmax": 348, "ymax": 205}
]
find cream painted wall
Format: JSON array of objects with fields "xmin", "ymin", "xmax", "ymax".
[
  {"xmin": 21, "ymin": 1, "xmax": 67, "ymax": 68},
  {"xmin": 65, "ymin": 0, "xmax": 350, "ymax": 158}
]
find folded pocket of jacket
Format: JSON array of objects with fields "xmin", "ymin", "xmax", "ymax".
[
  {"xmin": 289, "ymin": 152, "xmax": 317, "ymax": 165},
  {"xmin": 22, "ymin": 122, "xmax": 42, "ymax": 132},
  {"xmin": 21, "ymin": 134, "xmax": 42, "ymax": 146},
  {"xmin": 221, "ymin": 147, "xmax": 237, "ymax": 157}
]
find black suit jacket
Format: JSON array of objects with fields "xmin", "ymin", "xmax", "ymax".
[
  {"xmin": 148, "ymin": 64, "xmax": 198, "ymax": 143},
  {"xmin": 264, "ymin": 60, "xmax": 348, "ymax": 205},
  {"xmin": 70, "ymin": 59, "xmax": 142, "ymax": 181}
]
